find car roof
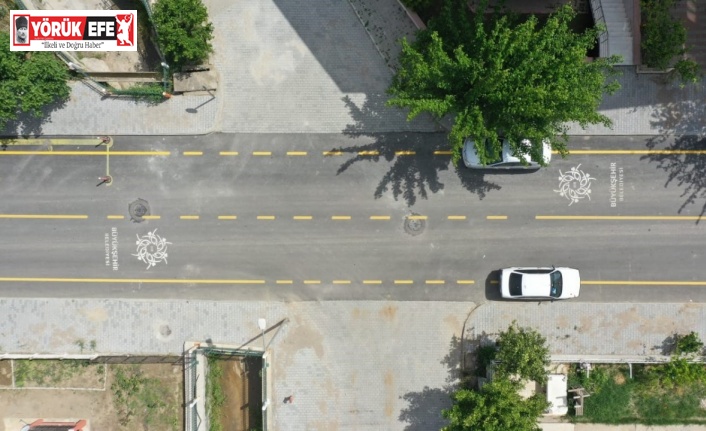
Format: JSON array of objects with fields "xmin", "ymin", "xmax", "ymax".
[{"xmin": 520, "ymin": 273, "xmax": 551, "ymax": 297}]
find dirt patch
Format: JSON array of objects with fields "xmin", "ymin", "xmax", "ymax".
[
  {"xmin": 210, "ymin": 356, "xmax": 262, "ymax": 431},
  {"xmin": 0, "ymin": 363, "xmax": 11, "ymax": 388},
  {"xmin": 13, "ymin": 360, "xmax": 104, "ymax": 389}
]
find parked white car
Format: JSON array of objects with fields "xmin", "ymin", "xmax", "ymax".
[
  {"xmin": 500, "ymin": 267, "xmax": 580, "ymax": 300},
  {"xmin": 462, "ymin": 137, "xmax": 551, "ymax": 169}
]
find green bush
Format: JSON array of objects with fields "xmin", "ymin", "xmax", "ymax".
[
  {"xmin": 675, "ymin": 331, "xmax": 705, "ymax": 356},
  {"xmin": 641, "ymin": 0, "xmax": 686, "ymax": 70},
  {"xmin": 399, "ymin": 0, "xmax": 436, "ymax": 13}
]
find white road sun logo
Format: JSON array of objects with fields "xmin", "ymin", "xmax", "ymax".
[
  {"xmin": 554, "ymin": 164, "xmax": 595, "ymax": 206},
  {"xmin": 133, "ymin": 229, "xmax": 171, "ymax": 269}
]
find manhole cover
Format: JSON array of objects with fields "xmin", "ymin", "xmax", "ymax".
[
  {"xmin": 404, "ymin": 213, "xmax": 426, "ymax": 236},
  {"xmin": 129, "ymin": 198, "xmax": 150, "ymax": 223}
]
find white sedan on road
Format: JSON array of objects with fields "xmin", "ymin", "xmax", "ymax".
[
  {"xmin": 462, "ymin": 137, "xmax": 551, "ymax": 169},
  {"xmin": 500, "ymin": 267, "xmax": 581, "ymax": 300}
]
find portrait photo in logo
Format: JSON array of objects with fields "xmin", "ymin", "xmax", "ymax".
[
  {"xmin": 14, "ymin": 15, "xmax": 30, "ymax": 45},
  {"xmin": 115, "ymin": 13, "xmax": 134, "ymax": 46}
]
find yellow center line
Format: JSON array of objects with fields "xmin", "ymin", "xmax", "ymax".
[
  {"xmin": 394, "ymin": 280, "xmax": 414, "ymax": 284},
  {"xmin": 218, "ymin": 215, "xmax": 237, "ymax": 220},
  {"xmin": 323, "ymin": 151, "xmax": 342, "ymax": 156},
  {"xmin": 333, "ymin": 280, "xmax": 351, "ymax": 284},
  {"xmin": 536, "ymin": 215, "xmax": 703, "ymax": 221},
  {"xmin": 407, "ymin": 215, "xmax": 427, "ymax": 220},
  {"xmin": 219, "ymin": 151, "xmax": 239, "ymax": 156},
  {"xmin": 370, "ymin": 216, "xmax": 391, "ymax": 220},
  {"xmin": 107, "ymin": 215, "xmax": 125, "ymax": 219},
  {"xmin": 434, "ymin": 150, "xmax": 453, "ymax": 155},
  {"xmin": 276, "ymin": 280, "xmax": 293, "ymax": 284},
  {"xmin": 257, "ymin": 216, "xmax": 276, "ymax": 220},
  {"xmin": 0, "ymin": 151, "xmax": 170, "ymax": 156},
  {"xmin": 0, "ymin": 214, "xmax": 88, "ymax": 219},
  {"xmin": 490, "ymin": 280, "xmax": 499, "ymax": 284},
  {"xmin": 567, "ymin": 150, "xmax": 706, "ymax": 155},
  {"xmin": 583, "ymin": 280, "xmax": 706, "ymax": 286},
  {"xmin": 183, "ymin": 151, "xmax": 203, "ymax": 156},
  {"xmin": 426, "ymin": 280, "xmax": 445, "ymax": 284},
  {"xmin": 457, "ymin": 280, "xmax": 475, "ymax": 284},
  {"xmin": 448, "ymin": 216, "xmax": 467, "ymax": 220},
  {"xmin": 180, "ymin": 215, "xmax": 200, "ymax": 220},
  {"xmin": 253, "ymin": 151, "xmax": 272, "ymax": 156},
  {"xmin": 0, "ymin": 277, "xmax": 266, "ymax": 284},
  {"xmin": 293, "ymin": 216, "xmax": 313, "ymax": 220},
  {"xmin": 358, "ymin": 151, "xmax": 379, "ymax": 156},
  {"xmin": 332, "ymin": 216, "xmax": 351, "ymax": 220},
  {"xmin": 487, "ymin": 215, "xmax": 508, "ymax": 220},
  {"xmin": 304, "ymin": 280, "xmax": 321, "ymax": 284},
  {"xmin": 363, "ymin": 280, "xmax": 382, "ymax": 284},
  {"xmin": 395, "ymin": 151, "xmax": 416, "ymax": 156},
  {"xmin": 142, "ymin": 215, "xmax": 161, "ymax": 220},
  {"xmin": 287, "ymin": 151, "xmax": 308, "ymax": 156}
]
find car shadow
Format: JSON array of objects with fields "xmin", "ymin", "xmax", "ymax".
[{"xmin": 484, "ymin": 270, "xmax": 503, "ymax": 301}]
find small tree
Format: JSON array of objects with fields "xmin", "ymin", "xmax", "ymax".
[
  {"xmin": 494, "ymin": 321, "xmax": 550, "ymax": 384},
  {"xmin": 152, "ymin": 0, "xmax": 214, "ymax": 68},
  {"xmin": 442, "ymin": 378, "xmax": 548, "ymax": 431},
  {"xmin": 0, "ymin": 32, "xmax": 70, "ymax": 130},
  {"xmin": 674, "ymin": 331, "xmax": 704, "ymax": 356}
]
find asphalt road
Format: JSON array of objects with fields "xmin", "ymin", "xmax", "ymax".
[{"xmin": 1, "ymin": 133, "xmax": 705, "ymax": 303}]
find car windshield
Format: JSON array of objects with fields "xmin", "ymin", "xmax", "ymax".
[
  {"xmin": 509, "ymin": 273, "xmax": 522, "ymax": 296},
  {"xmin": 550, "ymin": 271, "xmax": 563, "ymax": 297}
]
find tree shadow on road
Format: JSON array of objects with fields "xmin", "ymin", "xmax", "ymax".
[
  {"xmin": 337, "ymin": 95, "xmax": 501, "ymax": 206},
  {"xmin": 642, "ymin": 99, "xmax": 706, "ymax": 223}
]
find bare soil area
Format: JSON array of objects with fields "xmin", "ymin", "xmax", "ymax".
[
  {"xmin": 0, "ymin": 361, "xmax": 182, "ymax": 431},
  {"xmin": 211, "ymin": 357, "xmax": 263, "ymax": 431}
]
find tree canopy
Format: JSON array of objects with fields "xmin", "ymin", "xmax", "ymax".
[
  {"xmin": 494, "ymin": 321, "xmax": 550, "ymax": 384},
  {"xmin": 387, "ymin": 0, "xmax": 621, "ymax": 165},
  {"xmin": 152, "ymin": 0, "xmax": 214, "ymax": 68},
  {"xmin": 0, "ymin": 32, "xmax": 71, "ymax": 131},
  {"xmin": 442, "ymin": 378, "xmax": 549, "ymax": 431}
]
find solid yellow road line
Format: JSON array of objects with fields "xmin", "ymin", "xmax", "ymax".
[
  {"xmin": 426, "ymin": 280, "xmax": 445, "ymax": 284},
  {"xmin": 363, "ymin": 280, "xmax": 382, "ymax": 284},
  {"xmin": 331, "ymin": 216, "xmax": 351, "ymax": 220},
  {"xmin": 583, "ymin": 280, "xmax": 706, "ymax": 286},
  {"xmin": 0, "ymin": 151, "xmax": 170, "ymax": 156},
  {"xmin": 395, "ymin": 151, "xmax": 416, "ymax": 156},
  {"xmin": 0, "ymin": 277, "xmax": 266, "ymax": 284},
  {"xmin": 394, "ymin": 280, "xmax": 414, "ymax": 284},
  {"xmin": 253, "ymin": 151, "xmax": 272, "ymax": 156},
  {"xmin": 323, "ymin": 151, "xmax": 342, "ymax": 156},
  {"xmin": 370, "ymin": 216, "xmax": 391, "ymax": 220},
  {"xmin": 0, "ymin": 214, "xmax": 88, "ymax": 219},
  {"xmin": 358, "ymin": 151, "xmax": 379, "ymax": 156},
  {"xmin": 293, "ymin": 216, "xmax": 313, "ymax": 220},
  {"xmin": 142, "ymin": 215, "xmax": 161, "ymax": 220},
  {"xmin": 567, "ymin": 150, "xmax": 706, "ymax": 155},
  {"xmin": 287, "ymin": 151, "xmax": 307, "ymax": 156},
  {"xmin": 0, "ymin": 138, "xmax": 93, "ymax": 146},
  {"xmin": 276, "ymin": 280, "xmax": 293, "ymax": 284},
  {"xmin": 487, "ymin": 215, "xmax": 508, "ymax": 220},
  {"xmin": 304, "ymin": 280, "xmax": 321, "ymax": 284},
  {"xmin": 434, "ymin": 150, "xmax": 453, "ymax": 155},
  {"xmin": 448, "ymin": 216, "xmax": 467, "ymax": 220},
  {"xmin": 180, "ymin": 215, "xmax": 200, "ymax": 220},
  {"xmin": 219, "ymin": 151, "xmax": 239, "ymax": 156},
  {"xmin": 407, "ymin": 215, "xmax": 427, "ymax": 220},
  {"xmin": 183, "ymin": 151, "xmax": 203, "ymax": 156},
  {"xmin": 536, "ymin": 215, "xmax": 702, "ymax": 221},
  {"xmin": 333, "ymin": 280, "xmax": 351, "ymax": 284},
  {"xmin": 457, "ymin": 280, "xmax": 475, "ymax": 284},
  {"xmin": 257, "ymin": 215, "xmax": 275, "ymax": 220},
  {"xmin": 218, "ymin": 215, "xmax": 237, "ymax": 220},
  {"xmin": 107, "ymin": 215, "xmax": 125, "ymax": 219}
]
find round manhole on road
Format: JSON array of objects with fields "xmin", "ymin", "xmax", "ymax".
[
  {"xmin": 404, "ymin": 213, "xmax": 426, "ymax": 236},
  {"xmin": 129, "ymin": 198, "xmax": 150, "ymax": 223}
]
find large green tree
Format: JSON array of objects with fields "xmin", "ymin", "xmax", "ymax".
[
  {"xmin": 387, "ymin": 0, "xmax": 621, "ymax": 164},
  {"xmin": 442, "ymin": 378, "xmax": 549, "ymax": 431},
  {"xmin": 494, "ymin": 321, "xmax": 550, "ymax": 384},
  {"xmin": 152, "ymin": 0, "xmax": 214, "ymax": 68},
  {"xmin": 0, "ymin": 32, "xmax": 71, "ymax": 130}
]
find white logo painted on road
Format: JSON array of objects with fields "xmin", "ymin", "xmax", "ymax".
[
  {"xmin": 132, "ymin": 229, "xmax": 171, "ymax": 269},
  {"xmin": 554, "ymin": 164, "xmax": 595, "ymax": 206}
]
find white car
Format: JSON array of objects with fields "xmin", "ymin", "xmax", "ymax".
[
  {"xmin": 500, "ymin": 267, "xmax": 580, "ymax": 300},
  {"xmin": 462, "ymin": 137, "xmax": 551, "ymax": 169}
]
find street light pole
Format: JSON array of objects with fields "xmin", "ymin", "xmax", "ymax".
[{"xmin": 257, "ymin": 318, "xmax": 266, "ymax": 352}]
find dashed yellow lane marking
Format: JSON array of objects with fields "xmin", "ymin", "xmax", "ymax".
[
  {"xmin": 0, "ymin": 214, "xmax": 88, "ymax": 219},
  {"xmin": 304, "ymin": 280, "xmax": 321, "ymax": 284},
  {"xmin": 293, "ymin": 216, "xmax": 313, "ymax": 220},
  {"xmin": 107, "ymin": 215, "xmax": 125, "ymax": 219},
  {"xmin": 323, "ymin": 151, "xmax": 342, "ymax": 156},
  {"xmin": 257, "ymin": 216, "xmax": 276, "ymax": 220},
  {"xmin": 567, "ymin": 150, "xmax": 706, "ymax": 155},
  {"xmin": 536, "ymin": 215, "xmax": 703, "ymax": 221},
  {"xmin": 426, "ymin": 280, "xmax": 445, "ymax": 284},
  {"xmin": 487, "ymin": 215, "xmax": 508, "ymax": 220},
  {"xmin": 0, "ymin": 277, "xmax": 266, "ymax": 284},
  {"xmin": 219, "ymin": 151, "xmax": 239, "ymax": 156},
  {"xmin": 395, "ymin": 151, "xmax": 416, "ymax": 156},
  {"xmin": 276, "ymin": 280, "xmax": 293, "ymax": 284},
  {"xmin": 363, "ymin": 280, "xmax": 382, "ymax": 284},
  {"xmin": 253, "ymin": 151, "xmax": 272, "ymax": 156},
  {"xmin": 406, "ymin": 215, "xmax": 427, "ymax": 220},
  {"xmin": 582, "ymin": 280, "xmax": 706, "ymax": 286},
  {"xmin": 180, "ymin": 215, "xmax": 200, "ymax": 220},
  {"xmin": 183, "ymin": 151, "xmax": 203, "ymax": 156},
  {"xmin": 218, "ymin": 215, "xmax": 237, "ymax": 220},
  {"xmin": 394, "ymin": 280, "xmax": 414, "ymax": 284},
  {"xmin": 0, "ymin": 151, "xmax": 170, "ymax": 156},
  {"xmin": 448, "ymin": 216, "xmax": 467, "ymax": 220},
  {"xmin": 358, "ymin": 151, "xmax": 379, "ymax": 156},
  {"xmin": 331, "ymin": 216, "xmax": 352, "ymax": 220},
  {"xmin": 434, "ymin": 150, "xmax": 453, "ymax": 155},
  {"xmin": 333, "ymin": 280, "xmax": 351, "ymax": 284},
  {"xmin": 287, "ymin": 151, "xmax": 308, "ymax": 156},
  {"xmin": 490, "ymin": 280, "xmax": 499, "ymax": 284},
  {"xmin": 370, "ymin": 216, "xmax": 391, "ymax": 220},
  {"xmin": 457, "ymin": 280, "xmax": 475, "ymax": 284},
  {"xmin": 142, "ymin": 215, "xmax": 161, "ymax": 220}
]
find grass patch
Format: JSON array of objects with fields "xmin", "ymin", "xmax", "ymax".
[
  {"xmin": 111, "ymin": 365, "xmax": 179, "ymax": 429},
  {"xmin": 14, "ymin": 359, "xmax": 94, "ymax": 388},
  {"xmin": 206, "ymin": 357, "xmax": 227, "ymax": 431}
]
